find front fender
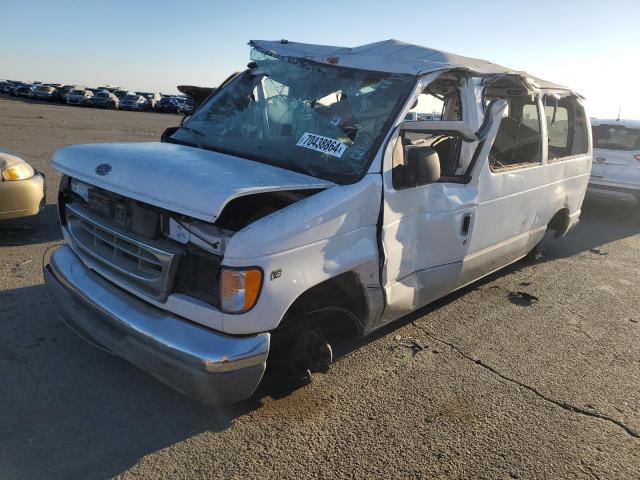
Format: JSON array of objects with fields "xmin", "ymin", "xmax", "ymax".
[{"xmin": 220, "ymin": 175, "xmax": 383, "ymax": 334}]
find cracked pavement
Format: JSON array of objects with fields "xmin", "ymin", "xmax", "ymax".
[{"xmin": 1, "ymin": 97, "xmax": 639, "ymax": 479}]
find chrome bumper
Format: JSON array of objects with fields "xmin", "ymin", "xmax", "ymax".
[{"xmin": 44, "ymin": 245, "xmax": 269, "ymax": 405}]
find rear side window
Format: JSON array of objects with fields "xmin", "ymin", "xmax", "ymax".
[
  {"xmin": 544, "ymin": 96, "xmax": 589, "ymax": 160},
  {"xmin": 489, "ymin": 96, "xmax": 542, "ymax": 171},
  {"xmin": 593, "ymin": 125, "xmax": 640, "ymax": 150}
]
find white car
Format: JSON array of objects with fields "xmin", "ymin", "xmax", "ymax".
[
  {"xmin": 66, "ymin": 89, "xmax": 93, "ymax": 105},
  {"xmin": 119, "ymin": 93, "xmax": 147, "ymax": 111},
  {"xmin": 44, "ymin": 39, "xmax": 591, "ymax": 405},
  {"xmin": 588, "ymin": 119, "xmax": 640, "ymax": 205}
]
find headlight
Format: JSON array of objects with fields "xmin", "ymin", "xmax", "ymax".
[
  {"xmin": 220, "ymin": 267, "xmax": 263, "ymax": 313},
  {"xmin": 2, "ymin": 163, "xmax": 34, "ymax": 181}
]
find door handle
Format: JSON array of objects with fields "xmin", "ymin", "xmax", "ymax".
[
  {"xmin": 461, "ymin": 214, "xmax": 471, "ymax": 235},
  {"xmin": 594, "ymin": 157, "xmax": 606, "ymax": 163}
]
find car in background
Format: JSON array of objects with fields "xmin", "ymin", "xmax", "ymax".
[
  {"xmin": 182, "ymin": 97, "xmax": 195, "ymax": 114},
  {"xmin": 0, "ymin": 148, "xmax": 45, "ymax": 221},
  {"xmin": 155, "ymin": 96, "xmax": 184, "ymax": 114},
  {"xmin": 588, "ymin": 119, "xmax": 640, "ymax": 206},
  {"xmin": 50, "ymin": 86, "xmax": 73, "ymax": 103},
  {"xmin": 97, "ymin": 86, "xmax": 120, "ymax": 93},
  {"xmin": 11, "ymin": 85, "xmax": 34, "ymax": 98},
  {"xmin": 119, "ymin": 92, "xmax": 147, "ymax": 111},
  {"xmin": 88, "ymin": 90, "xmax": 119, "ymax": 108},
  {"xmin": 30, "ymin": 85, "xmax": 56, "ymax": 100},
  {"xmin": 2, "ymin": 81, "xmax": 26, "ymax": 94},
  {"xmin": 66, "ymin": 89, "xmax": 93, "ymax": 105},
  {"xmin": 113, "ymin": 89, "xmax": 129, "ymax": 101},
  {"xmin": 137, "ymin": 92, "xmax": 161, "ymax": 111}
]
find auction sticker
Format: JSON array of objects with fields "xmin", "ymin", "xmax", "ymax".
[{"xmin": 296, "ymin": 132, "xmax": 347, "ymax": 158}]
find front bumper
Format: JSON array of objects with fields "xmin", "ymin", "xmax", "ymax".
[
  {"xmin": 44, "ymin": 245, "xmax": 270, "ymax": 405},
  {"xmin": 0, "ymin": 172, "xmax": 45, "ymax": 220}
]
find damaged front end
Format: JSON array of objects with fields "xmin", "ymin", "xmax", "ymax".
[{"xmin": 57, "ymin": 175, "xmax": 324, "ymax": 311}]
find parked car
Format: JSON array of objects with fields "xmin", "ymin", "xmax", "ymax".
[
  {"xmin": 2, "ymin": 81, "xmax": 26, "ymax": 94},
  {"xmin": 137, "ymin": 92, "xmax": 161, "ymax": 111},
  {"xmin": 66, "ymin": 89, "xmax": 92, "ymax": 105},
  {"xmin": 113, "ymin": 89, "xmax": 129, "ymax": 101},
  {"xmin": 11, "ymin": 85, "xmax": 34, "ymax": 98},
  {"xmin": 155, "ymin": 96, "xmax": 183, "ymax": 114},
  {"xmin": 588, "ymin": 119, "xmax": 640, "ymax": 205},
  {"xmin": 0, "ymin": 148, "xmax": 45, "ymax": 220},
  {"xmin": 119, "ymin": 92, "xmax": 146, "ymax": 111},
  {"xmin": 30, "ymin": 85, "xmax": 56, "ymax": 100},
  {"xmin": 88, "ymin": 90, "xmax": 119, "ymax": 109},
  {"xmin": 50, "ymin": 86, "xmax": 72, "ymax": 103},
  {"xmin": 45, "ymin": 39, "xmax": 591, "ymax": 406},
  {"xmin": 182, "ymin": 97, "xmax": 195, "ymax": 114},
  {"xmin": 97, "ymin": 86, "xmax": 120, "ymax": 93}
]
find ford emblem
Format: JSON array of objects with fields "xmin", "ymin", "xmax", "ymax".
[{"xmin": 95, "ymin": 163, "xmax": 112, "ymax": 176}]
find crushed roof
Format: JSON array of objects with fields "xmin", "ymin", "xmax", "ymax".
[{"xmin": 250, "ymin": 39, "xmax": 572, "ymax": 92}]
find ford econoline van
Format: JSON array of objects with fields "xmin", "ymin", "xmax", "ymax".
[{"xmin": 44, "ymin": 39, "xmax": 592, "ymax": 405}]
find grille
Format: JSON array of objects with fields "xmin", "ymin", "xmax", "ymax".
[{"xmin": 65, "ymin": 202, "xmax": 183, "ymax": 300}]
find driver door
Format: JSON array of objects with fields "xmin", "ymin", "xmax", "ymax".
[{"xmin": 378, "ymin": 99, "xmax": 507, "ymax": 326}]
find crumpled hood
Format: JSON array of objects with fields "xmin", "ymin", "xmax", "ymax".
[{"xmin": 52, "ymin": 142, "xmax": 334, "ymax": 222}]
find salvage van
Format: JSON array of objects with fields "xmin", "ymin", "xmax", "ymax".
[{"xmin": 44, "ymin": 39, "xmax": 591, "ymax": 405}]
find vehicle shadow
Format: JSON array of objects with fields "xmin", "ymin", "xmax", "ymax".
[
  {"xmin": 542, "ymin": 200, "xmax": 640, "ymax": 260},
  {"xmin": 0, "ymin": 204, "xmax": 62, "ymax": 246},
  {"xmin": 3, "ymin": 200, "xmax": 638, "ymax": 479},
  {"xmin": 0, "ymin": 283, "xmax": 263, "ymax": 480}
]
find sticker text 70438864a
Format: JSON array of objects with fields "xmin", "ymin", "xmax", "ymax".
[{"xmin": 296, "ymin": 132, "xmax": 347, "ymax": 158}]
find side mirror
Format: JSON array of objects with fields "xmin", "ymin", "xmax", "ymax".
[
  {"xmin": 161, "ymin": 126, "xmax": 179, "ymax": 142},
  {"xmin": 404, "ymin": 145, "xmax": 441, "ymax": 187}
]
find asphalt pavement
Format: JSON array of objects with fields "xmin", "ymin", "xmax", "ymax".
[{"xmin": 1, "ymin": 97, "xmax": 639, "ymax": 479}]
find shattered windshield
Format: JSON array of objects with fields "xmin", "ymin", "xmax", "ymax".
[{"xmin": 169, "ymin": 49, "xmax": 414, "ymax": 183}]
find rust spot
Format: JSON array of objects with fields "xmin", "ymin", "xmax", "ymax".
[{"xmin": 326, "ymin": 56, "xmax": 340, "ymax": 65}]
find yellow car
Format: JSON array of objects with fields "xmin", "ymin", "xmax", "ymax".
[{"xmin": 0, "ymin": 149, "xmax": 45, "ymax": 220}]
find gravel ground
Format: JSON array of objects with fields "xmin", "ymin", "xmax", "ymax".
[{"xmin": 1, "ymin": 96, "xmax": 639, "ymax": 480}]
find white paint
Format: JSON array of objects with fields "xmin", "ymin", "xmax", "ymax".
[
  {"xmin": 51, "ymin": 70, "xmax": 591, "ymax": 337},
  {"xmin": 588, "ymin": 119, "xmax": 640, "ymax": 204},
  {"xmin": 52, "ymin": 142, "xmax": 333, "ymax": 222}
]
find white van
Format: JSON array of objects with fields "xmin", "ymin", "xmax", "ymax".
[
  {"xmin": 588, "ymin": 119, "xmax": 640, "ymax": 205},
  {"xmin": 44, "ymin": 39, "xmax": 591, "ymax": 405}
]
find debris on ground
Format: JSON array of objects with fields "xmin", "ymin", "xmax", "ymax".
[
  {"xmin": 589, "ymin": 247, "xmax": 608, "ymax": 256},
  {"xmin": 507, "ymin": 291, "xmax": 539, "ymax": 307}
]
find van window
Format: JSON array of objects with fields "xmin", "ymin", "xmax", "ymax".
[
  {"xmin": 394, "ymin": 79, "xmax": 463, "ymax": 185},
  {"xmin": 489, "ymin": 97, "xmax": 542, "ymax": 171},
  {"xmin": 593, "ymin": 125, "xmax": 640, "ymax": 151},
  {"xmin": 405, "ymin": 79, "xmax": 461, "ymax": 123},
  {"xmin": 406, "ymin": 92, "xmax": 444, "ymax": 121},
  {"xmin": 544, "ymin": 96, "xmax": 589, "ymax": 160}
]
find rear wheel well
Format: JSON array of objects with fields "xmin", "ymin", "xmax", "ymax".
[{"xmin": 548, "ymin": 208, "xmax": 570, "ymax": 235}]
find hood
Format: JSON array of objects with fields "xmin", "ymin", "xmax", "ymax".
[{"xmin": 52, "ymin": 142, "xmax": 334, "ymax": 222}]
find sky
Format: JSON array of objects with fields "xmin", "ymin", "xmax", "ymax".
[{"xmin": 1, "ymin": 0, "xmax": 639, "ymax": 119}]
